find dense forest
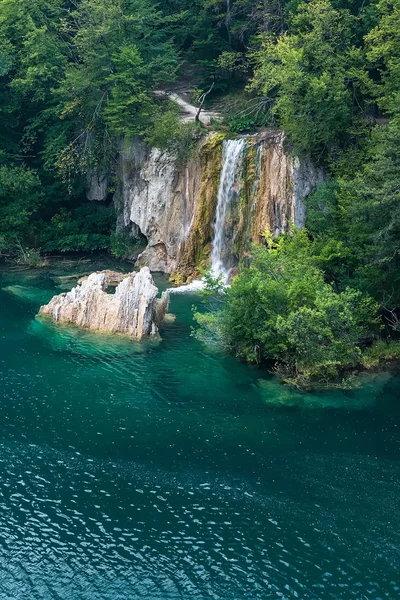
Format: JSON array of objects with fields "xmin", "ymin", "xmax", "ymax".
[{"xmin": 0, "ymin": 0, "xmax": 399, "ymax": 385}]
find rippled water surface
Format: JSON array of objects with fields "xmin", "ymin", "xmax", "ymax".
[{"xmin": 0, "ymin": 259, "xmax": 399, "ymax": 600}]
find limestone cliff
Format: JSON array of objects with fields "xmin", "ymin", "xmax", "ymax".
[
  {"xmin": 92, "ymin": 130, "xmax": 322, "ymax": 280},
  {"xmin": 114, "ymin": 138, "xmax": 202, "ymax": 273},
  {"xmin": 249, "ymin": 131, "xmax": 323, "ymax": 239},
  {"xmin": 39, "ymin": 267, "xmax": 169, "ymax": 339},
  {"xmin": 175, "ymin": 131, "xmax": 323, "ymax": 281},
  {"xmin": 232, "ymin": 131, "xmax": 323, "ymax": 261},
  {"xmin": 173, "ymin": 134, "xmax": 224, "ymax": 282}
]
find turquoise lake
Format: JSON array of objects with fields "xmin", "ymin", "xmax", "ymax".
[{"xmin": 0, "ymin": 259, "xmax": 399, "ymax": 599}]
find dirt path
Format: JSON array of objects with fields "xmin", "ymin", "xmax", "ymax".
[{"xmin": 155, "ymin": 91, "xmax": 220, "ymax": 126}]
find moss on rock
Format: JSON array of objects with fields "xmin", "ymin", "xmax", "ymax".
[{"xmin": 173, "ymin": 133, "xmax": 225, "ymax": 282}]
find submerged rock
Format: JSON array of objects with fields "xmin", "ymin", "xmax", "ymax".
[
  {"xmin": 3, "ymin": 285, "xmax": 52, "ymax": 305},
  {"xmin": 38, "ymin": 267, "xmax": 169, "ymax": 339}
]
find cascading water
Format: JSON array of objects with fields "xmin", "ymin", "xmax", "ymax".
[
  {"xmin": 171, "ymin": 137, "xmax": 247, "ymax": 293},
  {"xmin": 210, "ymin": 138, "xmax": 246, "ymax": 283},
  {"xmin": 182, "ymin": 167, "xmax": 193, "ymax": 241}
]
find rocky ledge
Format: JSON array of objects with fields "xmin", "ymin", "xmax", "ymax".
[{"xmin": 38, "ymin": 267, "xmax": 169, "ymax": 339}]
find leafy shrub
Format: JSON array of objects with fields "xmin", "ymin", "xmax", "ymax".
[
  {"xmin": 0, "ymin": 165, "xmax": 43, "ymax": 240},
  {"xmin": 40, "ymin": 204, "xmax": 115, "ymax": 252},
  {"xmin": 217, "ymin": 92, "xmax": 272, "ymax": 133},
  {"xmin": 362, "ymin": 340, "xmax": 400, "ymax": 370},
  {"xmin": 0, "ymin": 233, "xmax": 47, "ymax": 266},
  {"xmin": 194, "ymin": 228, "xmax": 379, "ymax": 388},
  {"xmin": 145, "ymin": 110, "xmax": 200, "ymax": 165},
  {"xmin": 13, "ymin": 247, "xmax": 47, "ymax": 268},
  {"xmin": 226, "ymin": 111, "xmax": 270, "ymax": 133},
  {"xmin": 110, "ymin": 231, "xmax": 146, "ymax": 259}
]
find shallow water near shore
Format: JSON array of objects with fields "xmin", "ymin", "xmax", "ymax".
[{"xmin": 0, "ymin": 258, "xmax": 399, "ymax": 599}]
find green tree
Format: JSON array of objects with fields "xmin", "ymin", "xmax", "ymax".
[
  {"xmin": 306, "ymin": 121, "xmax": 400, "ymax": 312},
  {"xmin": 0, "ymin": 164, "xmax": 43, "ymax": 245},
  {"xmin": 338, "ymin": 121, "xmax": 400, "ymax": 306},
  {"xmin": 249, "ymin": 0, "xmax": 372, "ymax": 157},
  {"xmin": 194, "ymin": 229, "xmax": 379, "ymax": 387},
  {"xmin": 276, "ymin": 286, "xmax": 377, "ymax": 384},
  {"xmin": 366, "ymin": 0, "xmax": 400, "ymax": 116},
  {"xmin": 56, "ymin": 0, "xmax": 179, "ymax": 177}
]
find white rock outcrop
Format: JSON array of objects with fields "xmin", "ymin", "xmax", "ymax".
[
  {"xmin": 86, "ymin": 170, "xmax": 109, "ymax": 201},
  {"xmin": 117, "ymin": 138, "xmax": 200, "ymax": 273},
  {"xmin": 39, "ymin": 267, "xmax": 169, "ymax": 339},
  {"xmin": 155, "ymin": 91, "xmax": 220, "ymax": 125}
]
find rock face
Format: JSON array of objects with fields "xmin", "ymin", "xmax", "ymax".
[
  {"xmin": 116, "ymin": 138, "xmax": 202, "ymax": 273},
  {"xmin": 109, "ymin": 130, "xmax": 323, "ymax": 279},
  {"xmin": 39, "ymin": 267, "xmax": 169, "ymax": 339},
  {"xmin": 174, "ymin": 131, "xmax": 323, "ymax": 281},
  {"xmin": 248, "ymin": 131, "xmax": 324, "ymax": 238}
]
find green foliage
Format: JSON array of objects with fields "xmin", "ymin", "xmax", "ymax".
[
  {"xmin": 306, "ymin": 120, "xmax": 400, "ymax": 308},
  {"xmin": 362, "ymin": 339, "xmax": 400, "ymax": 369},
  {"xmin": 194, "ymin": 229, "xmax": 379, "ymax": 387},
  {"xmin": 110, "ymin": 231, "xmax": 146, "ymax": 260},
  {"xmin": 275, "ymin": 286, "xmax": 378, "ymax": 385},
  {"xmin": 40, "ymin": 205, "xmax": 115, "ymax": 252},
  {"xmin": 249, "ymin": 0, "xmax": 372, "ymax": 157},
  {"xmin": 0, "ymin": 165, "xmax": 43, "ymax": 238},
  {"xmin": 104, "ymin": 45, "xmax": 154, "ymax": 136},
  {"xmin": 145, "ymin": 111, "xmax": 200, "ymax": 165},
  {"xmin": 192, "ymin": 309, "xmax": 226, "ymax": 347},
  {"xmin": 365, "ymin": 0, "xmax": 400, "ymax": 116},
  {"xmin": 12, "ymin": 247, "xmax": 46, "ymax": 268},
  {"xmin": 54, "ymin": 0, "xmax": 179, "ymax": 177},
  {"xmin": 225, "ymin": 105, "xmax": 270, "ymax": 133}
]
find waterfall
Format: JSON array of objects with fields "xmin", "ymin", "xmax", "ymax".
[
  {"xmin": 181, "ymin": 167, "xmax": 191, "ymax": 241},
  {"xmin": 210, "ymin": 138, "xmax": 246, "ymax": 283},
  {"xmin": 170, "ymin": 137, "xmax": 247, "ymax": 294}
]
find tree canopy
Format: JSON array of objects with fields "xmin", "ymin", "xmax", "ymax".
[
  {"xmin": 0, "ymin": 0, "xmax": 400, "ymax": 383},
  {"xmin": 194, "ymin": 230, "xmax": 382, "ymax": 387}
]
